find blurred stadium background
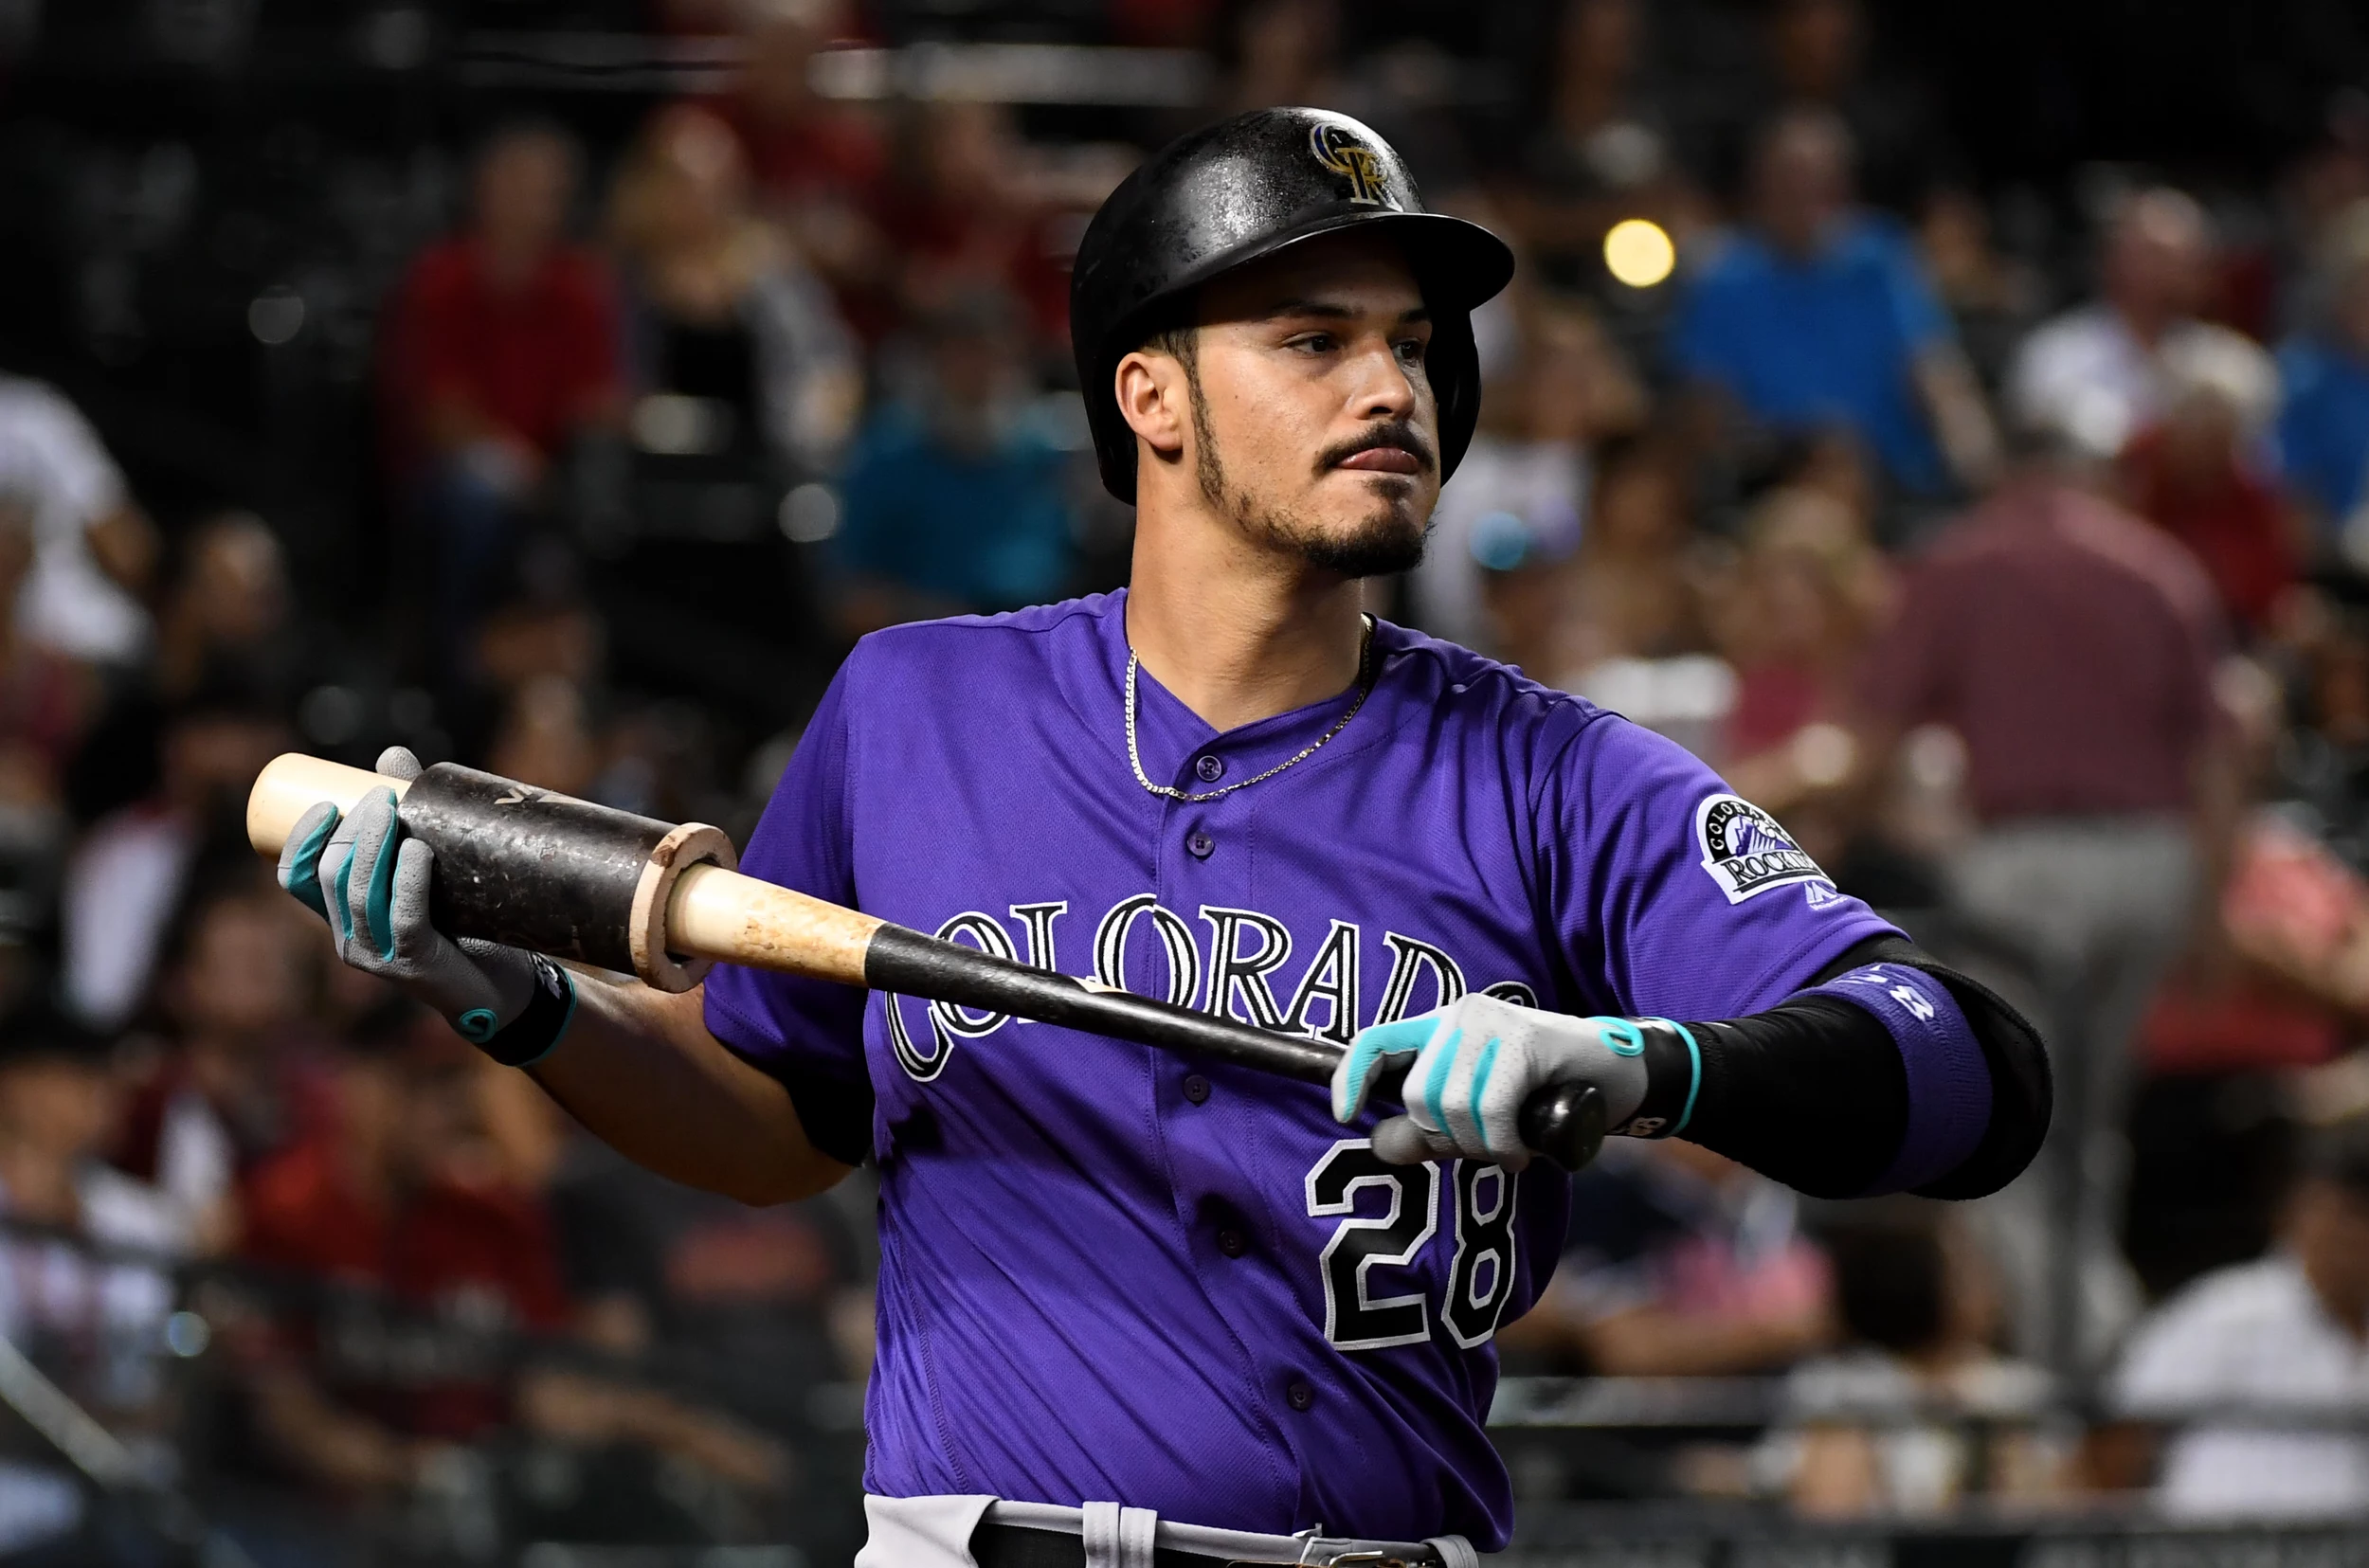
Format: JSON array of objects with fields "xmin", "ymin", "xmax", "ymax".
[{"xmin": 0, "ymin": 0, "xmax": 2366, "ymax": 1562}]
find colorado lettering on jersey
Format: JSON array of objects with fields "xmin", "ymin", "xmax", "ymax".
[{"xmin": 882, "ymin": 893, "xmax": 1539, "ymax": 1080}]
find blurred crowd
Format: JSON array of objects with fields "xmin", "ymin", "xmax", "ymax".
[{"xmin": 2, "ymin": 0, "xmax": 2369, "ymax": 1555}]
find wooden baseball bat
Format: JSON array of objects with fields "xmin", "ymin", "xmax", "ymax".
[{"xmin": 247, "ymin": 753, "xmax": 1606, "ymax": 1170}]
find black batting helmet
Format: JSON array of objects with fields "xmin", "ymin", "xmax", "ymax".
[{"xmin": 1069, "ymin": 106, "xmax": 1516, "ymax": 505}]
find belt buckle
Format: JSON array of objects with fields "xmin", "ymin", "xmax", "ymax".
[{"xmin": 1223, "ymin": 1530, "xmax": 1426, "ymax": 1568}]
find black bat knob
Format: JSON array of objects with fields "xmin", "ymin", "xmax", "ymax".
[{"xmin": 1519, "ymin": 1082, "xmax": 1608, "ymax": 1172}]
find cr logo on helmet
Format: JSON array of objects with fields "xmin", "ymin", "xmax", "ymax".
[{"xmin": 1310, "ymin": 123, "xmax": 1391, "ymax": 207}]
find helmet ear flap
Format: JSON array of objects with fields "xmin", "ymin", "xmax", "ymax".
[{"xmin": 1427, "ymin": 307, "xmax": 1483, "ymax": 485}]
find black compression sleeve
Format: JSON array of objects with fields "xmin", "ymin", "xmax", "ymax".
[
  {"xmin": 1680, "ymin": 992, "xmax": 1908, "ymax": 1199},
  {"xmin": 1669, "ymin": 933, "xmax": 2052, "ymax": 1201}
]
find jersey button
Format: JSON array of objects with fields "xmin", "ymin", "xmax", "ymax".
[
  {"xmin": 1186, "ymin": 830, "xmax": 1216, "ymax": 859},
  {"xmin": 1195, "ymin": 754, "xmax": 1225, "ymax": 783},
  {"xmin": 1183, "ymin": 1073, "xmax": 1210, "ymax": 1105},
  {"xmin": 1286, "ymin": 1379, "xmax": 1315, "ymax": 1412},
  {"xmin": 1217, "ymin": 1227, "xmax": 1247, "ymax": 1257}
]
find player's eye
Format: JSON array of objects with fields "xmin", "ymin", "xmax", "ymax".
[
  {"xmin": 1287, "ymin": 332, "xmax": 1337, "ymax": 354},
  {"xmin": 1394, "ymin": 337, "xmax": 1427, "ymax": 365}
]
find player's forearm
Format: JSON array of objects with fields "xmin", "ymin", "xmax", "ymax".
[
  {"xmin": 1672, "ymin": 944, "xmax": 2041, "ymax": 1200},
  {"xmin": 530, "ymin": 979, "xmax": 852, "ymax": 1205}
]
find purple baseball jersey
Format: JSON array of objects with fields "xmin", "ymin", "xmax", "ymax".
[{"xmin": 704, "ymin": 590, "xmax": 1899, "ymax": 1547}]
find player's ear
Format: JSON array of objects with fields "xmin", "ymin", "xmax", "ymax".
[{"xmin": 1114, "ymin": 349, "xmax": 1188, "ymax": 461}]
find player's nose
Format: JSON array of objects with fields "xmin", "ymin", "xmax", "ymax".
[{"xmin": 1343, "ymin": 338, "xmax": 1420, "ymax": 424}]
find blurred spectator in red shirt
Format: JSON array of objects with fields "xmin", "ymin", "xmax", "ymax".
[
  {"xmin": 2138, "ymin": 813, "xmax": 2354, "ymax": 1076},
  {"xmin": 712, "ymin": 0, "xmax": 881, "ymax": 206},
  {"xmin": 384, "ymin": 123, "xmax": 621, "ymax": 478},
  {"xmin": 111, "ymin": 879, "xmax": 334, "ymax": 1253},
  {"xmin": 242, "ymin": 1026, "xmax": 570, "ymax": 1450},
  {"xmin": 708, "ymin": 0, "xmax": 888, "ymax": 300},
  {"xmin": 865, "ymin": 101, "xmax": 1071, "ymax": 351},
  {"xmin": 2117, "ymin": 334, "xmax": 2296, "ymax": 639},
  {"xmin": 1854, "ymin": 445, "xmax": 2230, "ymax": 1373},
  {"xmin": 239, "ymin": 1019, "xmax": 784, "ymax": 1503},
  {"xmin": 381, "ymin": 122, "xmax": 623, "ymax": 690}
]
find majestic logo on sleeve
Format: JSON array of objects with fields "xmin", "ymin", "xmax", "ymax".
[
  {"xmin": 1695, "ymin": 794, "xmax": 1834, "ymax": 904},
  {"xmin": 1309, "ymin": 123, "xmax": 1393, "ymax": 207}
]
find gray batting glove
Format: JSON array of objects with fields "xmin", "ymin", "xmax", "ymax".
[
  {"xmin": 276, "ymin": 746, "xmax": 539, "ymax": 1046},
  {"xmin": 1333, "ymin": 993, "xmax": 1652, "ymax": 1170}
]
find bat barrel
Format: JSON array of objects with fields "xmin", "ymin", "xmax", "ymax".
[
  {"xmin": 247, "ymin": 753, "xmax": 737, "ymax": 993},
  {"xmin": 398, "ymin": 763, "xmax": 736, "ymax": 990}
]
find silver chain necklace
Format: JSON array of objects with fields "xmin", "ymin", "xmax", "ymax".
[{"xmin": 1124, "ymin": 616, "xmax": 1378, "ymax": 803}]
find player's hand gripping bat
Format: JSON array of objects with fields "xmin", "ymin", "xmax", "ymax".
[{"xmin": 246, "ymin": 754, "xmax": 1607, "ymax": 1170}]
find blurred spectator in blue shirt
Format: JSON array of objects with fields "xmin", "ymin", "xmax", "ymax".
[
  {"xmin": 2278, "ymin": 201, "xmax": 2369, "ymax": 552},
  {"xmin": 832, "ymin": 290, "xmax": 1076, "ymax": 633},
  {"xmin": 1672, "ymin": 110, "xmax": 1998, "ymax": 500}
]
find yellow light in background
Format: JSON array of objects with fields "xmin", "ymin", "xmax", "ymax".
[{"xmin": 1603, "ymin": 219, "xmax": 1676, "ymax": 289}]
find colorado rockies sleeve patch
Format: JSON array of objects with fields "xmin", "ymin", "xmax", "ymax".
[{"xmin": 1695, "ymin": 794, "xmax": 1834, "ymax": 905}]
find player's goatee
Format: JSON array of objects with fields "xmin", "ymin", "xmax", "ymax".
[
  {"xmin": 1192, "ymin": 398, "xmax": 1431, "ymax": 578},
  {"xmin": 1221, "ymin": 481, "xmax": 1430, "ymax": 579},
  {"xmin": 1281, "ymin": 511, "xmax": 1429, "ymax": 577}
]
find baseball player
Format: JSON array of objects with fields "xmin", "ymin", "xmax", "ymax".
[{"xmin": 281, "ymin": 109, "xmax": 2049, "ymax": 1566}]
